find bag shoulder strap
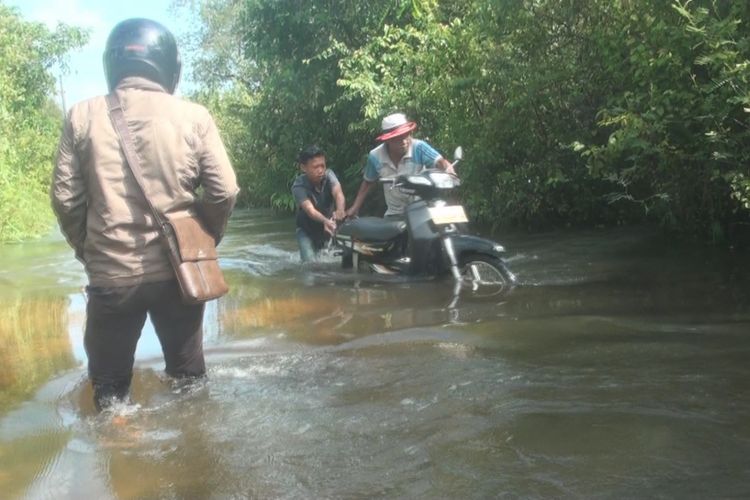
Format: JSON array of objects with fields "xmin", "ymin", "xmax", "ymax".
[{"xmin": 105, "ymin": 93, "xmax": 166, "ymax": 229}]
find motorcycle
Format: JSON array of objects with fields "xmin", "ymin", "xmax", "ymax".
[{"xmin": 333, "ymin": 147, "xmax": 516, "ymax": 290}]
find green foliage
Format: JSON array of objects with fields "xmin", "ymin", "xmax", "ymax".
[
  {"xmin": 180, "ymin": 0, "xmax": 436, "ymax": 210},
  {"xmin": 339, "ymin": 0, "xmax": 633, "ymax": 228},
  {"xmin": 0, "ymin": 4, "xmax": 88, "ymax": 241},
  {"xmin": 182, "ymin": 1, "xmax": 377, "ymax": 208},
  {"xmin": 581, "ymin": 1, "xmax": 750, "ymax": 238},
  {"xmin": 182, "ymin": 0, "xmax": 750, "ymax": 241}
]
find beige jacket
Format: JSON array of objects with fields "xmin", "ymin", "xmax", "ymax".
[{"xmin": 51, "ymin": 77, "xmax": 239, "ymax": 287}]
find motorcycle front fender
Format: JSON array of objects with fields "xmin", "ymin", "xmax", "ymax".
[{"xmin": 447, "ymin": 233, "xmax": 506, "ymax": 261}]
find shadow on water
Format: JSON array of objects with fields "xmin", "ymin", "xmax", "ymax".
[{"xmin": 1, "ymin": 210, "xmax": 750, "ymax": 498}]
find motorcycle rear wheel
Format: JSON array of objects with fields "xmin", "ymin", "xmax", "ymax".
[{"xmin": 459, "ymin": 254, "xmax": 516, "ymax": 289}]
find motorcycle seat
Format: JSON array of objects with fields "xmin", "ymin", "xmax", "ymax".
[{"xmin": 337, "ymin": 217, "xmax": 406, "ymax": 242}]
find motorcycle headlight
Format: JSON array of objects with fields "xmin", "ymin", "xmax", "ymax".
[
  {"xmin": 429, "ymin": 171, "xmax": 456, "ymax": 189},
  {"xmin": 406, "ymin": 175, "xmax": 431, "ymax": 186}
]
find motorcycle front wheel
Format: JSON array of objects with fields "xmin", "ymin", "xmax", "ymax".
[{"xmin": 459, "ymin": 254, "xmax": 516, "ymax": 289}]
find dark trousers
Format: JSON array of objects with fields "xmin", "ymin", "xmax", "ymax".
[{"xmin": 84, "ymin": 279, "xmax": 206, "ymax": 410}]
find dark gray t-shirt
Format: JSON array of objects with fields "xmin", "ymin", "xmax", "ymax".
[{"xmin": 291, "ymin": 169, "xmax": 340, "ymax": 246}]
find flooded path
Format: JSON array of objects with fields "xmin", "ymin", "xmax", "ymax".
[{"xmin": 1, "ymin": 210, "xmax": 749, "ymax": 498}]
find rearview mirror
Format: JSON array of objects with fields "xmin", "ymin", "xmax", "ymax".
[{"xmin": 453, "ymin": 146, "xmax": 463, "ymax": 161}]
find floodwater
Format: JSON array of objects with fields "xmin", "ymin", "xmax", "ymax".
[{"xmin": 1, "ymin": 209, "xmax": 749, "ymax": 499}]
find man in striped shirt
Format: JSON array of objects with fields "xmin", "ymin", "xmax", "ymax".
[{"xmin": 345, "ymin": 112, "xmax": 455, "ymax": 218}]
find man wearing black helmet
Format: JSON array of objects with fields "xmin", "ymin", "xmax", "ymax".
[{"xmin": 51, "ymin": 18, "xmax": 239, "ymax": 411}]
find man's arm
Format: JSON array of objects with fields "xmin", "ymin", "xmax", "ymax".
[
  {"xmin": 346, "ymin": 153, "xmax": 380, "ymax": 217},
  {"xmin": 332, "ymin": 182, "xmax": 346, "ymax": 221},
  {"xmin": 197, "ymin": 113, "xmax": 240, "ymax": 243},
  {"xmin": 416, "ymin": 140, "xmax": 456, "ymax": 175},
  {"xmin": 50, "ymin": 116, "xmax": 87, "ymax": 263},
  {"xmin": 345, "ymin": 180, "xmax": 375, "ymax": 218},
  {"xmin": 300, "ymin": 199, "xmax": 337, "ymax": 235},
  {"xmin": 436, "ymin": 157, "xmax": 456, "ymax": 175}
]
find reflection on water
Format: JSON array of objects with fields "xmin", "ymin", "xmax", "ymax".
[
  {"xmin": 219, "ymin": 273, "xmax": 470, "ymax": 346},
  {"xmin": 1, "ymin": 210, "xmax": 749, "ymax": 498},
  {"xmin": 0, "ymin": 294, "xmax": 76, "ymax": 410},
  {"xmin": 0, "ymin": 293, "xmax": 76, "ymax": 499}
]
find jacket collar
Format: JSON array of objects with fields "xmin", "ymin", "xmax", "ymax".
[{"xmin": 115, "ymin": 76, "xmax": 168, "ymax": 93}]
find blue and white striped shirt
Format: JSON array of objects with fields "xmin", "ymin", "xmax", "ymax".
[{"xmin": 363, "ymin": 139, "xmax": 443, "ymax": 216}]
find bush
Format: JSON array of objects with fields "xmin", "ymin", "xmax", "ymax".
[{"xmin": 0, "ymin": 4, "xmax": 87, "ymax": 241}]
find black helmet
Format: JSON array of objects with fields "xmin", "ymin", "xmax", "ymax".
[{"xmin": 103, "ymin": 18, "xmax": 181, "ymax": 94}]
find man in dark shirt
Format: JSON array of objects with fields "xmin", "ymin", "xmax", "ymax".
[{"xmin": 291, "ymin": 145, "xmax": 346, "ymax": 261}]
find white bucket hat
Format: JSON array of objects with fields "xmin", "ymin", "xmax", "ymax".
[{"xmin": 376, "ymin": 112, "xmax": 417, "ymax": 141}]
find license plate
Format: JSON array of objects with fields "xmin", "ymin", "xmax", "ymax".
[{"xmin": 428, "ymin": 205, "xmax": 468, "ymax": 224}]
